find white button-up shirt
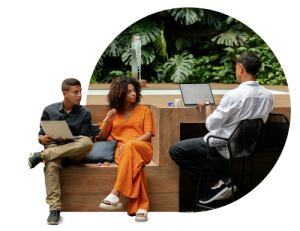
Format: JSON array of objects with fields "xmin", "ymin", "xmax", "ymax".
[{"xmin": 204, "ymin": 81, "xmax": 274, "ymax": 145}]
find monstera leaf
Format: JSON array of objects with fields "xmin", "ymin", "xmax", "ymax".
[
  {"xmin": 130, "ymin": 19, "xmax": 164, "ymax": 46},
  {"xmin": 212, "ymin": 25, "xmax": 248, "ymax": 47},
  {"xmin": 121, "ymin": 46, "xmax": 155, "ymax": 66},
  {"xmin": 163, "ymin": 50, "xmax": 194, "ymax": 83},
  {"xmin": 154, "ymin": 29, "xmax": 168, "ymax": 60},
  {"xmin": 104, "ymin": 39, "xmax": 122, "ymax": 57},
  {"xmin": 117, "ymin": 28, "xmax": 132, "ymax": 50},
  {"xmin": 170, "ymin": 8, "xmax": 202, "ymax": 25},
  {"xmin": 200, "ymin": 9, "xmax": 222, "ymax": 28}
]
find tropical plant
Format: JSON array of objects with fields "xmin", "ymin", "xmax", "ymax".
[
  {"xmin": 90, "ymin": 69, "xmax": 101, "ymax": 84},
  {"xmin": 121, "ymin": 46, "xmax": 156, "ymax": 66},
  {"xmin": 104, "ymin": 39, "xmax": 122, "ymax": 57},
  {"xmin": 164, "ymin": 50, "xmax": 194, "ymax": 83},
  {"xmin": 169, "ymin": 8, "xmax": 203, "ymax": 25},
  {"xmin": 90, "ymin": 8, "xmax": 286, "ymax": 86},
  {"xmin": 154, "ymin": 29, "xmax": 168, "ymax": 60},
  {"xmin": 200, "ymin": 9, "xmax": 222, "ymax": 28},
  {"xmin": 212, "ymin": 16, "xmax": 251, "ymax": 52},
  {"xmin": 130, "ymin": 19, "xmax": 164, "ymax": 46}
]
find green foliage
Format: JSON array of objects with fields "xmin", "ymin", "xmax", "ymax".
[
  {"xmin": 212, "ymin": 17, "xmax": 251, "ymax": 47},
  {"xmin": 150, "ymin": 75, "xmax": 166, "ymax": 83},
  {"xmin": 200, "ymin": 9, "xmax": 222, "ymax": 28},
  {"xmin": 91, "ymin": 8, "xmax": 286, "ymax": 86},
  {"xmin": 104, "ymin": 40, "xmax": 122, "ymax": 57},
  {"xmin": 212, "ymin": 25, "xmax": 248, "ymax": 47},
  {"xmin": 246, "ymin": 34, "xmax": 286, "ymax": 85},
  {"xmin": 164, "ymin": 50, "xmax": 194, "ymax": 83},
  {"xmin": 169, "ymin": 8, "xmax": 202, "ymax": 25},
  {"xmin": 121, "ymin": 46, "xmax": 155, "ymax": 65},
  {"xmin": 154, "ymin": 29, "xmax": 168, "ymax": 60},
  {"xmin": 90, "ymin": 69, "xmax": 101, "ymax": 84},
  {"xmin": 130, "ymin": 19, "xmax": 164, "ymax": 46}
]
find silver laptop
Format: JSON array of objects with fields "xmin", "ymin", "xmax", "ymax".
[
  {"xmin": 179, "ymin": 83, "xmax": 217, "ymax": 107},
  {"xmin": 40, "ymin": 121, "xmax": 83, "ymax": 139}
]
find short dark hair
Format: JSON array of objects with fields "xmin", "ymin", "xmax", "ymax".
[
  {"xmin": 108, "ymin": 77, "xmax": 142, "ymax": 112},
  {"xmin": 236, "ymin": 52, "xmax": 262, "ymax": 76},
  {"xmin": 62, "ymin": 78, "xmax": 81, "ymax": 92}
]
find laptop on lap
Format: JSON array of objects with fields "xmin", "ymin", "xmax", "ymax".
[
  {"xmin": 40, "ymin": 121, "xmax": 83, "ymax": 140},
  {"xmin": 179, "ymin": 83, "xmax": 217, "ymax": 107}
]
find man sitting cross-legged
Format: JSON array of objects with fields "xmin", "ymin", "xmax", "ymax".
[
  {"xmin": 169, "ymin": 52, "xmax": 274, "ymax": 204},
  {"xmin": 28, "ymin": 78, "xmax": 93, "ymax": 225}
]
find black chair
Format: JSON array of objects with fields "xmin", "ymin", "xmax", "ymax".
[
  {"xmin": 194, "ymin": 118, "xmax": 266, "ymax": 211},
  {"xmin": 257, "ymin": 113, "xmax": 290, "ymax": 154}
]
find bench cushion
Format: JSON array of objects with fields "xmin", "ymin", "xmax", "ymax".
[{"xmin": 82, "ymin": 124, "xmax": 117, "ymax": 163}]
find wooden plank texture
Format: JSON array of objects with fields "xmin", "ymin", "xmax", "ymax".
[{"xmin": 60, "ymin": 164, "xmax": 179, "ymax": 212}]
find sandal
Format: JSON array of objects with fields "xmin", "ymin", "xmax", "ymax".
[
  {"xmin": 135, "ymin": 209, "xmax": 148, "ymax": 222},
  {"xmin": 99, "ymin": 193, "xmax": 122, "ymax": 210}
]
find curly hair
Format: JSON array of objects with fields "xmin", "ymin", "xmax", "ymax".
[
  {"xmin": 236, "ymin": 52, "xmax": 262, "ymax": 76},
  {"xmin": 108, "ymin": 77, "xmax": 142, "ymax": 112}
]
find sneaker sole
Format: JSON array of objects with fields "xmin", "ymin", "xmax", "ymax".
[
  {"xmin": 199, "ymin": 186, "xmax": 228, "ymax": 204},
  {"xmin": 47, "ymin": 216, "xmax": 60, "ymax": 225},
  {"xmin": 28, "ymin": 153, "xmax": 33, "ymax": 169},
  {"xmin": 216, "ymin": 186, "xmax": 237, "ymax": 200}
]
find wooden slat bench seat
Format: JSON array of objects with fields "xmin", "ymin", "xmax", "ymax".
[{"xmin": 60, "ymin": 160, "xmax": 179, "ymax": 212}]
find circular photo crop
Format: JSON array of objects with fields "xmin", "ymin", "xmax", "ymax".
[{"xmin": 86, "ymin": 7, "xmax": 290, "ymax": 213}]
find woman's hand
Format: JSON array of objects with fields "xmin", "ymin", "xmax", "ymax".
[
  {"xmin": 92, "ymin": 135, "xmax": 100, "ymax": 143},
  {"xmin": 106, "ymin": 109, "xmax": 117, "ymax": 123},
  {"xmin": 118, "ymin": 144, "xmax": 125, "ymax": 155}
]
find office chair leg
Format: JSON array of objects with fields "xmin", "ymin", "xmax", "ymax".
[
  {"xmin": 194, "ymin": 158, "xmax": 205, "ymax": 211},
  {"xmin": 240, "ymin": 159, "xmax": 245, "ymax": 197},
  {"xmin": 230, "ymin": 160, "xmax": 235, "ymax": 202},
  {"xmin": 249, "ymin": 154, "xmax": 255, "ymax": 192}
]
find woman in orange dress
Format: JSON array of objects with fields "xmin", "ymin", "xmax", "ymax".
[{"xmin": 96, "ymin": 77, "xmax": 155, "ymax": 221}]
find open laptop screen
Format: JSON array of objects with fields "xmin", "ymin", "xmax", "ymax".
[{"xmin": 179, "ymin": 83, "xmax": 215, "ymax": 106}]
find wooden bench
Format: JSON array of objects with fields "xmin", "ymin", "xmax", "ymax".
[{"xmin": 59, "ymin": 105, "xmax": 180, "ymax": 212}]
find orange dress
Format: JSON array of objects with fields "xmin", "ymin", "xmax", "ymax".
[{"xmin": 100, "ymin": 104, "xmax": 155, "ymax": 215}]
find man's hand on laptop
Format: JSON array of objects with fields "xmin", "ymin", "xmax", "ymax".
[
  {"xmin": 41, "ymin": 135, "xmax": 55, "ymax": 145},
  {"xmin": 56, "ymin": 136, "xmax": 67, "ymax": 143},
  {"xmin": 196, "ymin": 101, "xmax": 207, "ymax": 112}
]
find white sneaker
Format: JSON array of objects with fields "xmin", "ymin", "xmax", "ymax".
[{"xmin": 216, "ymin": 178, "xmax": 237, "ymax": 200}]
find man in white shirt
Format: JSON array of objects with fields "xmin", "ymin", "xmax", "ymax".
[{"xmin": 169, "ymin": 52, "xmax": 274, "ymax": 204}]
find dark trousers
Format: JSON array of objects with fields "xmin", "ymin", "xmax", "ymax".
[{"xmin": 169, "ymin": 137, "xmax": 229, "ymax": 192}]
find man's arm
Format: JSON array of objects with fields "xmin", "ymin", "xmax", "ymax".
[
  {"xmin": 205, "ymin": 94, "xmax": 237, "ymax": 131},
  {"xmin": 196, "ymin": 101, "xmax": 213, "ymax": 119},
  {"xmin": 78, "ymin": 111, "xmax": 92, "ymax": 137}
]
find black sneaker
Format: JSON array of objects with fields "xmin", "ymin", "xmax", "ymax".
[
  {"xmin": 216, "ymin": 178, "xmax": 237, "ymax": 200},
  {"xmin": 47, "ymin": 209, "xmax": 61, "ymax": 225},
  {"xmin": 28, "ymin": 152, "xmax": 43, "ymax": 169},
  {"xmin": 199, "ymin": 183, "xmax": 228, "ymax": 204}
]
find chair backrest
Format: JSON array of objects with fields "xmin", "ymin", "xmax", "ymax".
[
  {"xmin": 228, "ymin": 118, "xmax": 265, "ymax": 159},
  {"xmin": 257, "ymin": 113, "xmax": 290, "ymax": 153}
]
